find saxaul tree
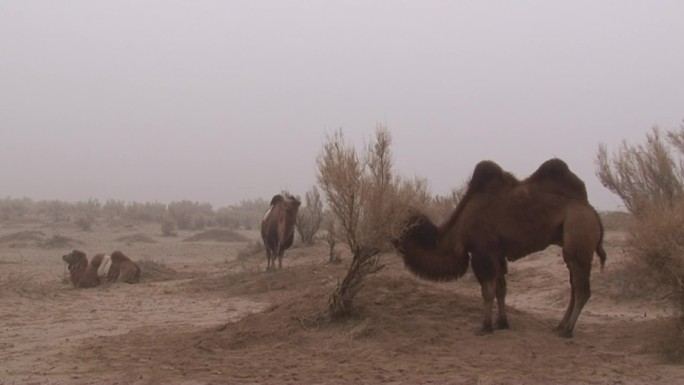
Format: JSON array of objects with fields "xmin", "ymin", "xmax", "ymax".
[
  {"xmin": 317, "ymin": 125, "xmax": 428, "ymax": 318},
  {"xmin": 295, "ymin": 186, "xmax": 324, "ymax": 245}
]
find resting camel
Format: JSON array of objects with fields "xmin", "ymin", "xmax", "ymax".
[
  {"xmin": 261, "ymin": 194, "xmax": 301, "ymax": 271},
  {"xmin": 394, "ymin": 158, "xmax": 607, "ymax": 338},
  {"xmin": 62, "ymin": 249, "xmax": 141, "ymax": 288}
]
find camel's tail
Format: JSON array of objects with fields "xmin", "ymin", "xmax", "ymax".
[
  {"xmin": 594, "ymin": 207, "xmax": 608, "ymax": 272},
  {"xmin": 597, "ymin": 242, "xmax": 607, "ymax": 272},
  {"xmin": 393, "ymin": 214, "xmax": 470, "ymax": 281}
]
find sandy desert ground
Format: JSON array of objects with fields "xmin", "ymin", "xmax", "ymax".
[{"xmin": 1, "ymin": 217, "xmax": 684, "ymax": 385}]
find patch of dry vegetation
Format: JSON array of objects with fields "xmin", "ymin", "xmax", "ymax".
[
  {"xmin": 597, "ymin": 121, "xmax": 684, "ymax": 362},
  {"xmin": 599, "ymin": 210, "xmax": 633, "ymax": 232},
  {"xmin": 0, "ymin": 271, "xmax": 61, "ymax": 299},
  {"xmin": 236, "ymin": 241, "xmax": 264, "ymax": 261},
  {"xmin": 40, "ymin": 234, "xmax": 81, "ymax": 249},
  {"xmin": 137, "ymin": 258, "xmax": 177, "ymax": 282},
  {"xmin": 115, "ymin": 233, "xmax": 157, "ymax": 244},
  {"xmin": 317, "ymin": 125, "xmax": 429, "ymax": 317},
  {"xmin": 0, "ymin": 230, "xmax": 46, "ymax": 244},
  {"xmin": 295, "ymin": 186, "xmax": 324, "ymax": 245},
  {"xmin": 0, "ymin": 231, "xmax": 81, "ymax": 249},
  {"xmin": 0, "ymin": 197, "xmax": 270, "ymax": 235},
  {"xmin": 182, "ymin": 229, "xmax": 249, "ymax": 243}
]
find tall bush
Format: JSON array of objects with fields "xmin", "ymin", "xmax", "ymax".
[
  {"xmin": 296, "ymin": 186, "xmax": 324, "ymax": 245},
  {"xmin": 596, "ymin": 120, "xmax": 684, "ymax": 361},
  {"xmin": 596, "ymin": 126, "xmax": 684, "ymax": 215},
  {"xmin": 317, "ymin": 125, "xmax": 428, "ymax": 318}
]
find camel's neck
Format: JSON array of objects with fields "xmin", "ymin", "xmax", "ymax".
[
  {"xmin": 436, "ymin": 197, "xmax": 470, "ymax": 255},
  {"xmin": 69, "ymin": 262, "xmax": 88, "ymax": 286}
]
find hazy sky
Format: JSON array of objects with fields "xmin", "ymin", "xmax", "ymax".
[{"xmin": 1, "ymin": 1, "xmax": 683, "ymax": 210}]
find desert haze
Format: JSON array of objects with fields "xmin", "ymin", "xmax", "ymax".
[{"xmin": 2, "ymin": 1, "xmax": 684, "ymax": 384}]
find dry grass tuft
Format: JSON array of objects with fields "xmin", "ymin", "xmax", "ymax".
[
  {"xmin": 115, "ymin": 233, "xmax": 157, "ymax": 244},
  {"xmin": 0, "ymin": 232, "xmax": 81, "ymax": 249},
  {"xmin": 137, "ymin": 258, "xmax": 177, "ymax": 282},
  {"xmin": 599, "ymin": 210, "xmax": 633, "ymax": 231},
  {"xmin": 237, "ymin": 241, "xmax": 264, "ymax": 261},
  {"xmin": 597, "ymin": 122, "xmax": 684, "ymax": 361},
  {"xmin": 652, "ymin": 316, "xmax": 684, "ymax": 362},
  {"xmin": 40, "ymin": 234, "xmax": 81, "ymax": 249},
  {"xmin": 0, "ymin": 230, "xmax": 46, "ymax": 244},
  {"xmin": 0, "ymin": 271, "xmax": 60, "ymax": 299},
  {"xmin": 183, "ymin": 229, "xmax": 248, "ymax": 243}
]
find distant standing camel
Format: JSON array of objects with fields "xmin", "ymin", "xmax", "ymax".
[
  {"xmin": 261, "ymin": 194, "xmax": 301, "ymax": 271},
  {"xmin": 394, "ymin": 158, "xmax": 607, "ymax": 338}
]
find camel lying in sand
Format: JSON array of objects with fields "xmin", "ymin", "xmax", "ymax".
[{"xmin": 62, "ymin": 249, "xmax": 141, "ymax": 288}]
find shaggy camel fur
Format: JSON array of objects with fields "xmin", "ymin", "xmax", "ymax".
[
  {"xmin": 62, "ymin": 250, "xmax": 141, "ymax": 288},
  {"xmin": 261, "ymin": 194, "xmax": 301, "ymax": 271},
  {"xmin": 394, "ymin": 158, "xmax": 607, "ymax": 338}
]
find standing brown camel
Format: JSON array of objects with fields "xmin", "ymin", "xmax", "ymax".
[
  {"xmin": 394, "ymin": 158, "xmax": 607, "ymax": 338},
  {"xmin": 261, "ymin": 194, "xmax": 301, "ymax": 271},
  {"xmin": 62, "ymin": 249, "xmax": 141, "ymax": 288}
]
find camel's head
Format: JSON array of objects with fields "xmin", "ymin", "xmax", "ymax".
[
  {"xmin": 284, "ymin": 195, "xmax": 301, "ymax": 216},
  {"xmin": 62, "ymin": 249, "xmax": 88, "ymax": 272},
  {"xmin": 392, "ymin": 213, "xmax": 440, "ymax": 254}
]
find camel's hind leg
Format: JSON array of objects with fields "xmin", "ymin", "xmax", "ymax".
[
  {"xmin": 275, "ymin": 245, "xmax": 283, "ymax": 270},
  {"xmin": 556, "ymin": 261, "xmax": 591, "ymax": 338},
  {"xmin": 556, "ymin": 204, "xmax": 600, "ymax": 337},
  {"xmin": 557, "ymin": 270, "xmax": 576, "ymax": 331},
  {"xmin": 265, "ymin": 248, "xmax": 273, "ymax": 271}
]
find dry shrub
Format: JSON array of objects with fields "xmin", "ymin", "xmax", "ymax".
[
  {"xmin": 317, "ymin": 125, "xmax": 429, "ymax": 318},
  {"xmin": 0, "ymin": 272, "xmax": 59, "ymax": 299},
  {"xmin": 597, "ymin": 120, "xmax": 684, "ymax": 361},
  {"xmin": 629, "ymin": 202, "xmax": 684, "ymax": 309},
  {"xmin": 216, "ymin": 198, "xmax": 270, "ymax": 230},
  {"xmin": 0, "ymin": 197, "xmax": 33, "ymax": 220},
  {"xmin": 137, "ymin": 258, "xmax": 177, "ymax": 282},
  {"xmin": 160, "ymin": 215, "xmax": 177, "ymax": 237},
  {"xmin": 183, "ymin": 229, "xmax": 249, "ymax": 243},
  {"xmin": 652, "ymin": 317, "xmax": 684, "ymax": 362},
  {"xmin": 0, "ymin": 230, "xmax": 45, "ymax": 244},
  {"xmin": 74, "ymin": 214, "xmax": 95, "ymax": 231},
  {"xmin": 237, "ymin": 241, "xmax": 264, "ymax": 261},
  {"xmin": 124, "ymin": 201, "xmax": 167, "ymax": 222},
  {"xmin": 40, "ymin": 234, "xmax": 81, "ymax": 249},
  {"xmin": 296, "ymin": 186, "xmax": 324, "ymax": 245},
  {"xmin": 599, "ymin": 210, "xmax": 633, "ymax": 231},
  {"xmin": 324, "ymin": 217, "xmax": 342, "ymax": 265},
  {"xmin": 115, "ymin": 233, "xmax": 157, "ymax": 244},
  {"xmin": 596, "ymin": 125, "xmax": 684, "ymax": 215},
  {"xmin": 168, "ymin": 200, "xmax": 214, "ymax": 230}
]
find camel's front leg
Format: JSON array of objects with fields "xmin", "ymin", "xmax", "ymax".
[
  {"xmin": 478, "ymin": 279, "xmax": 496, "ymax": 334},
  {"xmin": 495, "ymin": 274, "xmax": 509, "ymax": 329}
]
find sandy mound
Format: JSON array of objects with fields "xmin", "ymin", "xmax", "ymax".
[
  {"xmin": 0, "ymin": 231, "xmax": 82, "ymax": 249},
  {"xmin": 0, "ymin": 230, "xmax": 46, "ymax": 242},
  {"xmin": 40, "ymin": 234, "xmax": 81, "ymax": 249},
  {"xmin": 67, "ymin": 260, "xmax": 676, "ymax": 385},
  {"xmin": 183, "ymin": 229, "xmax": 249, "ymax": 243},
  {"xmin": 115, "ymin": 233, "xmax": 157, "ymax": 244}
]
